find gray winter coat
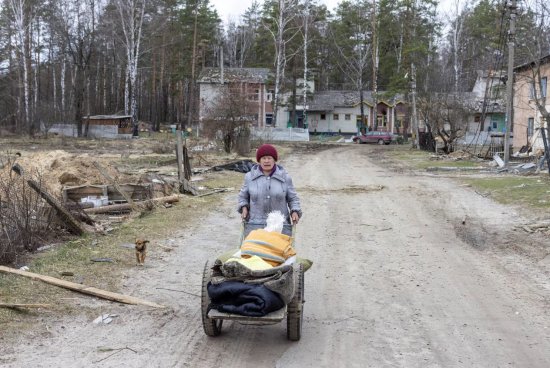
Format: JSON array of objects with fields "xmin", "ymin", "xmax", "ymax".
[{"xmin": 237, "ymin": 164, "xmax": 302, "ymax": 224}]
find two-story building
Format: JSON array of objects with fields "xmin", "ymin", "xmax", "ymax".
[
  {"xmin": 512, "ymin": 54, "xmax": 550, "ymax": 152},
  {"xmin": 198, "ymin": 67, "xmax": 273, "ymax": 127}
]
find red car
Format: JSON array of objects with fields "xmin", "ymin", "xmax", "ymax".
[{"xmin": 352, "ymin": 131, "xmax": 394, "ymax": 145}]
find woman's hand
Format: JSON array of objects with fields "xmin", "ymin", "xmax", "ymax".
[
  {"xmin": 291, "ymin": 211, "xmax": 300, "ymax": 225},
  {"xmin": 241, "ymin": 206, "xmax": 249, "ymax": 221}
]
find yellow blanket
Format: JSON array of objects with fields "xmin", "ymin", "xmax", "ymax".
[
  {"xmin": 240, "ymin": 229, "xmax": 296, "ymax": 266},
  {"xmin": 225, "ymin": 255, "xmax": 273, "ymax": 270}
]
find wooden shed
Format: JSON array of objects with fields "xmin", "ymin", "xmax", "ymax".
[{"xmin": 85, "ymin": 115, "xmax": 133, "ymax": 136}]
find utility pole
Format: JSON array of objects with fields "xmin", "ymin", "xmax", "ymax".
[
  {"xmin": 185, "ymin": 1, "xmax": 199, "ymax": 131},
  {"xmin": 303, "ymin": 0, "xmax": 309, "ymax": 130},
  {"xmin": 411, "ymin": 63, "xmax": 418, "ymax": 148},
  {"xmin": 371, "ymin": 0, "xmax": 378, "ymax": 131},
  {"xmin": 504, "ymin": 0, "xmax": 517, "ymax": 165}
]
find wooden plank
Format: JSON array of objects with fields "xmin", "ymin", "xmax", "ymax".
[
  {"xmin": 208, "ymin": 306, "xmax": 286, "ymax": 322},
  {"xmin": 195, "ymin": 188, "xmax": 228, "ymax": 198},
  {"xmin": 0, "ymin": 266, "xmax": 164, "ymax": 308},
  {"xmin": 27, "ymin": 179, "xmax": 86, "ymax": 235},
  {"xmin": 0, "ymin": 303, "xmax": 51, "ymax": 309}
]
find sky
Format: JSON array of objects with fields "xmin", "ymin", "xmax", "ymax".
[{"xmin": 210, "ymin": 0, "xmax": 456, "ymax": 24}]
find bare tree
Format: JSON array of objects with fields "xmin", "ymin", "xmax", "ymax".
[
  {"xmin": 448, "ymin": 0, "xmax": 467, "ymax": 93},
  {"xmin": 113, "ymin": 0, "xmax": 148, "ymax": 136},
  {"xmin": 418, "ymin": 93, "xmax": 472, "ymax": 153},
  {"xmin": 6, "ymin": 0, "xmax": 33, "ymax": 134},
  {"xmin": 201, "ymin": 85, "xmax": 255, "ymax": 153},
  {"xmin": 263, "ymin": 0, "xmax": 301, "ymax": 126}
]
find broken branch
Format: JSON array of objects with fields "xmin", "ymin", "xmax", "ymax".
[{"xmin": 0, "ymin": 266, "xmax": 164, "ymax": 308}]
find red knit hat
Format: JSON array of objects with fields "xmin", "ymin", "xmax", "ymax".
[{"xmin": 256, "ymin": 144, "xmax": 278, "ymax": 162}]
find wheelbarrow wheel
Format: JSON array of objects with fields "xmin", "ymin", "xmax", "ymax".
[
  {"xmin": 201, "ymin": 261, "xmax": 222, "ymax": 336},
  {"xmin": 287, "ymin": 264, "xmax": 304, "ymax": 341}
]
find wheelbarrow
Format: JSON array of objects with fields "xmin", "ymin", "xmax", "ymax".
[{"xmin": 201, "ymin": 221, "xmax": 305, "ymax": 341}]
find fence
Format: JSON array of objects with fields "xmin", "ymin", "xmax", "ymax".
[{"xmin": 251, "ymin": 127, "xmax": 310, "ymax": 142}]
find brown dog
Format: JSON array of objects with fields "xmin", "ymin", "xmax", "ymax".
[{"xmin": 135, "ymin": 238, "xmax": 150, "ymax": 265}]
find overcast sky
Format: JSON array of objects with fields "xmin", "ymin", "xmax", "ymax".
[{"xmin": 210, "ymin": 0, "xmax": 456, "ymax": 24}]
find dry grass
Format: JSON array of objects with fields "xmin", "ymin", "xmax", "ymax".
[{"xmin": 0, "ymin": 139, "xmax": 246, "ymax": 339}]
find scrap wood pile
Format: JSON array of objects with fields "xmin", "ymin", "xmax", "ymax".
[
  {"xmin": 0, "ymin": 145, "xmax": 243, "ymax": 245},
  {"xmin": 0, "ymin": 150, "xmax": 186, "ymax": 237}
]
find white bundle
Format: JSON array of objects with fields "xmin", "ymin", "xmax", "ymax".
[{"xmin": 264, "ymin": 211, "xmax": 285, "ymax": 233}]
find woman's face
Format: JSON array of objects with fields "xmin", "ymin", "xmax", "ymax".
[{"xmin": 259, "ymin": 155, "xmax": 275, "ymax": 172}]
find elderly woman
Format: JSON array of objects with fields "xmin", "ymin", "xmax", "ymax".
[{"xmin": 238, "ymin": 144, "xmax": 302, "ymax": 228}]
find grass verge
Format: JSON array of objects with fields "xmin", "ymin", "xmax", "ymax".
[
  {"xmin": 0, "ymin": 168, "xmax": 243, "ymax": 335},
  {"xmin": 386, "ymin": 145, "xmax": 483, "ymax": 169},
  {"xmin": 462, "ymin": 176, "xmax": 550, "ymax": 212}
]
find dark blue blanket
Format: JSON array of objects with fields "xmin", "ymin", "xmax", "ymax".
[{"xmin": 208, "ymin": 281, "xmax": 285, "ymax": 317}]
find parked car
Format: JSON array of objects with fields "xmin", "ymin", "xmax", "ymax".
[{"xmin": 352, "ymin": 131, "xmax": 394, "ymax": 145}]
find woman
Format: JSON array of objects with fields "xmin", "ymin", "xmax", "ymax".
[{"xmin": 238, "ymin": 144, "xmax": 302, "ymax": 228}]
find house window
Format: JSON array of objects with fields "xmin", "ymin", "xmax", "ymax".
[
  {"xmin": 345, "ymin": 114, "xmax": 351, "ymax": 120},
  {"xmin": 395, "ymin": 117, "xmax": 403, "ymax": 128},
  {"xmin": 266, "ymin": 113, "xmax": 273, "ymax": 125},
  {"xmin": 528, "ymin": 117, "xmax": 534, "ymax": 136},
  {"xmin": 530, "ymin": 77, "xmax": 548, "ymax": 99},
  {"xmin": 333, "ymin": 113, "xmax": 339, "ymax": 120},
  {"xmin": 491, "ymin": 85, "xmax": 504, "ymax": 99},
  {"xmin": 266, "ymin": 90, "xmax": 274, "ymax": 101},
  {"xmin": 320, "ymin": 113, "xmax": 326, "ymax": 120},
  {"xmin": 248, "ymin": 89, "xmax": 259, "ymax": 101},
  {"xmin": 474, "ymin": 115, "xmax": 481, "ymax": 123}
]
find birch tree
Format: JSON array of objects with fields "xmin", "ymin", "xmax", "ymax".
[
  {"xmin": 262, "ymin": 0, "xmax": 301, "ymax": 126},
  {"xmin": 6, "ymin": 0, "xmax": 32, "ymax": 133},
  {"xmin": 114, "ymin": 0, "xmax": 148, "ymax": 136},
  {"xmin": 448, "ymin": 0, "xmax": 467, "ymax": 93}
]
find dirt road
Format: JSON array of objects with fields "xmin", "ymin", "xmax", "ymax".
[{"xmin": 2, "ymin": 145, "xmax": 550, "ymax": 367}]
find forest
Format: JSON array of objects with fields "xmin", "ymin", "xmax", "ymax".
[{"xmin": 0, "ymin": 0, "xmax": 549, "ymax": 137}]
